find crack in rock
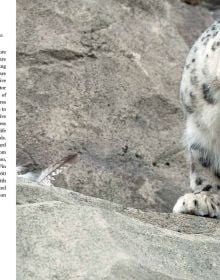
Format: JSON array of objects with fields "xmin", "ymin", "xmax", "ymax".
[{"xmin": 17, "ymin": 49, "xmax": 97, "ymax": 67}]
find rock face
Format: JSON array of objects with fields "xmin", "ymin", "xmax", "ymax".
[
  {"xmin": 17, "ymin": 0, "xmax": 214, "ymax": 213},
  {"xmin": 17, "ymin": 180, "xmax": 220, "ymax": 280}
]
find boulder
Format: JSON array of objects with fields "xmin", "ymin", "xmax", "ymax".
[{"xmin": 16, "ymin": 0, "xmax": 214, "ymax": 212}]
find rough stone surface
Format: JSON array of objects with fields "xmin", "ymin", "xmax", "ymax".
[
  {"xmin": 17, "ymin": 0, "xmax": 214, "ymax": 212},
  {"xmin": 17, "ymin": 180, "xmax": 220, "ymax": 280}
]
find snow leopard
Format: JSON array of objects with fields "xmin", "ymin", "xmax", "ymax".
[{"xmin": 173, "ymin": 19, "xmax": 220, "ymax": 218}]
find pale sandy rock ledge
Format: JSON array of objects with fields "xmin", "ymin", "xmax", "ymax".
[{"xmin": 17, "ymin": 180, "xmax": 220, "ymax": 280}]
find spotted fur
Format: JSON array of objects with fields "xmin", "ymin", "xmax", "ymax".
[{"xmin": 173, "ymin": 19, "xmax": 220, "ymax": 218}]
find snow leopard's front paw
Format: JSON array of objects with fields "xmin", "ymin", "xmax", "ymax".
[{"xmin": 173, "ymin": 193, "xmax": 220, "ymax": 218}]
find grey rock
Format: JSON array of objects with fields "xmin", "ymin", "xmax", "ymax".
[
  {"xmin": 16, "ymin": 0, "xmax": 214, "ymax": 212},
  {"xmin": 17, "ymin": 180, "xmax": 220, "ymax": 280}
]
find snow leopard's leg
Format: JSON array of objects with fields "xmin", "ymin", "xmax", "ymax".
[
  {"xmin": 173, "ymin": 20, "xmax": 220, "ymax": 218},
  {"xmin": 173, "ymin": 110, "xmax": 220, "ymax": 218},
  {"xmin": 173, "ymin": 144, "xmax": 220, "ymax": 218}
]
